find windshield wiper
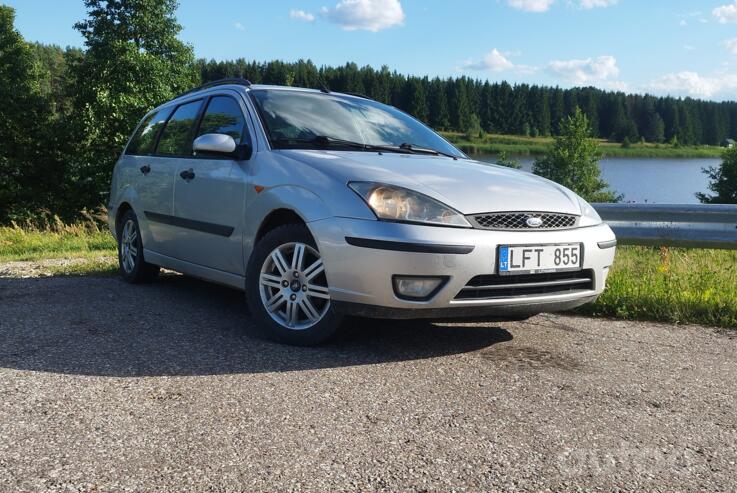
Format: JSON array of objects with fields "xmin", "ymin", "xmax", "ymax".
[
  {"xmin": 399, "ymin": 143, "xmax": 459, "ymax": 160},
  {"xmin": 316, "ymin": 138, "xmax": 460, "ymax": 159},
  {"xmin": 272, "ymin": 136, "xmax": 406, "ymax": 154},
  {"xmin": 272, "ymin": 136, "xmax": 460, "ymax": 159},
  {"xmin": 270, "ymin": 136, "xmax": 359, "ymax": 150}
]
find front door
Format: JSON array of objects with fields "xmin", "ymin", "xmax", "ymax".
[{"xmin": 171, "ymin": 95, "xmax": 250, "ymax": 275}]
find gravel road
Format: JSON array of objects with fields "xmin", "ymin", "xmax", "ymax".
[{"xmin": 1, "ymin": 271, "xmax": 736, "ymax": 492}]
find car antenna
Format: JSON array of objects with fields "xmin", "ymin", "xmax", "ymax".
[{"xmin": 319, "ymin": 79, "xmax": 331, "ymax": 93}]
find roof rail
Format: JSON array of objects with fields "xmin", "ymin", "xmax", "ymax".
[
  {"xmin": 343, "ymin": 92, "xmax": 370, "ymax": 100},
  {"xmin": 176, "ymin": 78, "xmax": 252, "ymax": 99}
]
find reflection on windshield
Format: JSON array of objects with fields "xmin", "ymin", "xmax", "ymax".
[{"xmin": 249, "ymin": 89, "xmax": 464, "ymax": 157}]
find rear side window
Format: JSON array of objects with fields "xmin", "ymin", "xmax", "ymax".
[
  {"xmin": 196, "ymin": 96, "xmax": 247, "ymax": 145},
  {"xmin": 126, "ymin": 107, "xmax": 171, "ymax": 155},
  {"xmin": 156, "ymin": 100, "xmax": 203, "ymax": 156}
]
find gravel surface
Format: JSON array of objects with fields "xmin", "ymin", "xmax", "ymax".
[{"xmin": 1, "ymin": 272, "xmax": 736, "ymax": 492}]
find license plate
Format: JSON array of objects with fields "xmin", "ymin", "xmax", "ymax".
[{"xmin": 498, "ymin": 244, "xmax": 582, "ymax": 275}]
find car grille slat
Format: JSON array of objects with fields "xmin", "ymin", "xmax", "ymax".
[
  {"xmin": 469, "ymin": 212, "xmax": 578, "ymax": 230},
  {"xmin": 455, "ymin": 270, "xmax": 594, "ymax": 300}
]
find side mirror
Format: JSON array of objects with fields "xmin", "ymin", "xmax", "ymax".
[
  {"xmin": 193, "ymin": 133, "xmax": 252, "ymax": 160},
  {"xmin": 193, "ymin": 133, "xmax": 237, "ymax": 155}
]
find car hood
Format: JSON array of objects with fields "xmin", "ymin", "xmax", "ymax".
[{"xmin": 278, "ymin": 150, "xmax": 582, "ymax": 215}]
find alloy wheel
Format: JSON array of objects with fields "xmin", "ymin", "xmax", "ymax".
[
  {"xmin": 258, "ymin": 242, "xmax": 331, "ymax": 330},
  {"xmin": 120, "ymin": 219, "xmax": 138, "ymax": 274}
]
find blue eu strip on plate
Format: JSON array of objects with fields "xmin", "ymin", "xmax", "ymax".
[{"xmin": 499, "ymin": 246, "xmax": 509, "ymax": 272}]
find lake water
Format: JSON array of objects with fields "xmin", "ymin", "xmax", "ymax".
[{"xmin": 475, "ymin": 155, "xmax": 720, "ymax": 204}]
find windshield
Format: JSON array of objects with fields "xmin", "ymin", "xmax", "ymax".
[{"xmin": 249, "ymin": 89, "xmax": 465, "ymax": 158}]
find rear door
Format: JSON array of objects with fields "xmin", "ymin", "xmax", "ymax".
[
  {"xmin": 170, "ymin": 94, "xmax": 251, "ymax": 275},
  {"xmin": 124, "ymin": 106, "xmax": 175, "ymax": 254}
]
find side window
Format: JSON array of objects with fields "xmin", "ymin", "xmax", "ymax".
[
  {"xmin": 126, "ymin": 107, "xmax": 171, "ymax": 155},
  {"xmin": 155, "ymin": 100, "xmax": 203, "ymax": 156},
  {"xmin": 196, "ymin": 96, "xmax": 247, "ymax": 145}
]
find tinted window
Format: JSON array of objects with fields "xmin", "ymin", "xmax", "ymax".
[
  {"xmin": 197, "ymin": 96, "xmax": 246, "ymax": 145},
  {"xmin": 126, "ymin": 108, "xmax": 171, "ymax": 155},
  {"xmin": 156, "ymin": 100, "xmax": 202, "ymax": 156}
]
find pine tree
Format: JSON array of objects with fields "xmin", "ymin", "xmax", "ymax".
[
  {"xmin": 645, "ymin": 112, "xmax": 665, "ymax": 143},
  {"xmin": 698, "ymin": 147, "xmax": 737, "ymax": 204},
  {"xmin": 533, "ymin": 108, "xmax": 619, "ymax": 202},
  {"xmin": 428, "ymin": 78, "xmax": 450, "ymax": 130},
  {"xmin": 404, "ymin": 77, "xmax": 428, "ymax": 122}
]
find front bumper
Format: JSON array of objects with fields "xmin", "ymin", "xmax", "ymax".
[{"xmin": 309, "ymin": 217, "xmax": 616, "ymax": 319}]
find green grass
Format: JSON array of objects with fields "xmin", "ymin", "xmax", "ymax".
[
  {"xmin": 41, "ymin": 257, "xmax": 118, "ymax": 277},
  {"xmin": 442, "ymin": 131, "xmax": 725, "ymax": 159},
  {"xmin": 0, "ymin": 220, "xmax": 116, "ymax": 262},
  {"xmin": 580, "ymin": 246, "xmax": 737, "ymax": 328}
]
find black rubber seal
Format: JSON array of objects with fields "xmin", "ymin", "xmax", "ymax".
[
  {"xmin": 345, "ymin": 237, "xmax": 474, "ymax": 254},
  {"xmin": 144, "ymin": 211, "xmax": 234, "ymax": 237}
]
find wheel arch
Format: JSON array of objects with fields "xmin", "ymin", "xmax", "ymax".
[
  {"xmin": 243, "ymin": 185, "xmax": 333, "ymax": 267},
  {"xmin": 115, "ymin": 202, "xmax": 133, "ymax": 238},
  {"xmin": 255, "ymin": 208, "xmax": 307, "ymax": 244}
]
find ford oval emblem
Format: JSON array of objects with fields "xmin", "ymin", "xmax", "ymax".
[{"xmin": 526, "ymin": 216, "xmax": 543, "ymax": 228}]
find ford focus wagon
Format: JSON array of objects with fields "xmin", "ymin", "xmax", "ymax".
[{"xmin": 108, "ymin": 79, "xmax": 616, "ymax": 345}]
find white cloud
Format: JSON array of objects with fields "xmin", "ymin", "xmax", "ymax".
[
  {"xmin": 547, "ymin": 55, "xmax": 620, "ymax": 84},
  {"xmin": 461, "ymin": 49, "xmax": 537, "ymax": 74},
  {"xmin": 507, "ymin": 0, "xmax": 616, "ymax": 12},
  {"xmin": 579, "ymin": 0, "xmax": 618, "ymax": 9},
  {"xmin": 647, "ymin": 71, "xmax": 737, "ymax": 99},
  {"xmin": 320, "ymin": 0, "xmax": 404, "ymax": 31},
  {"xmin": 290, "ymin": 9, "xmax": 316, "ymax": 22},
  {"xmin": 463, "ymin": 49, "xmax": 514, "ymax": 71},
  {"xmin": 507, "ymin": 0, "xmax": 555, "ymax": 13},
  {"xmin": 233, "ymin": 22, "xmax": 245, "ymax": 31},
  {"xmin": 679, "ymin": 19, "xmax": 687, "ymax": 26},
  {"xmin": 713, "ymin": 1, "xmax": 737, "ymax": 23},
  {"xmin": 726, "ymin": 38, "xmax": 737, "ymax": 54}
]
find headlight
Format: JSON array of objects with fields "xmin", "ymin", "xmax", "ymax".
[
  {"xmin": 577, "ymin": 196, "xmax": 602, "ymax": 227},
  {"xmin": 349, "ymin": 182, "xmax": 471, "ymax": 228}
]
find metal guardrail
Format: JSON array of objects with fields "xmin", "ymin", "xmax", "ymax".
[{"xmin": 593, "ymin": 203, "xmax": 737, "ymax": 249}]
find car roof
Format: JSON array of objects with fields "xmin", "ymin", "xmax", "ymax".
[{"xmin": 163, "ymin": 83, "xmax": 364, "ymax": 108}]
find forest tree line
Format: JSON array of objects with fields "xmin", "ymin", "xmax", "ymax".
[{"xmin": 35, "ymin": 47, "xmax": 737, "ymax": 147}]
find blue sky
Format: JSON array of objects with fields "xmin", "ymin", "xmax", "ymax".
[{"xmin": 5, "ymin": 0, "xmax": 737, "ymax": 101}]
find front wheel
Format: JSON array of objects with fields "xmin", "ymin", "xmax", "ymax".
[{"xmin": 246, "ymin": 224, "xmax": 342, "ymax": 345}]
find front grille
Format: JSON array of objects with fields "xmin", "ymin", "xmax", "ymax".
[
  {"xmin": 455, "ymin": 270, "xmax": 594, "ymax": 300},
  {"xmin": 469, "ymin": 212, "xmax": 578, "ymax": 230}
]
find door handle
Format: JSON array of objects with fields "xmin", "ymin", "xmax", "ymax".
[
  {"xmin": 179, "ymin": 168, "xmax": 195, "ymax": 181},
  {"xmin": 140, "ymin": 165, "xmax": 151, "ymax": 175}
]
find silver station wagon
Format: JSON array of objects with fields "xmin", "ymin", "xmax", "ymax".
[{"xmin": 108, "ymin": 79, "xmax": 616, "ymax": 345}]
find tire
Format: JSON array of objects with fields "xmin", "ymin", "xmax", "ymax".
[
  {"xmin": 246, "ymin": 223, "xmax": 343, "ymax": 346},
  {"xmin": 117, "ymin": 209, "xmax": 160, "ymax": 283}
]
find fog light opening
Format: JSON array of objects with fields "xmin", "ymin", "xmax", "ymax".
[{"xmin": 392, "ymin": 275, "xmax": 447, "ymax": 301}]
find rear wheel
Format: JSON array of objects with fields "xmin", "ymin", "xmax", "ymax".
[
  {"xmin": 117, "ymin": 210, "xmax": 159, "ymax": 283},
  {"xmin": 246, "ymin": 224, "xmax": 342, "ymax": 345}
]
